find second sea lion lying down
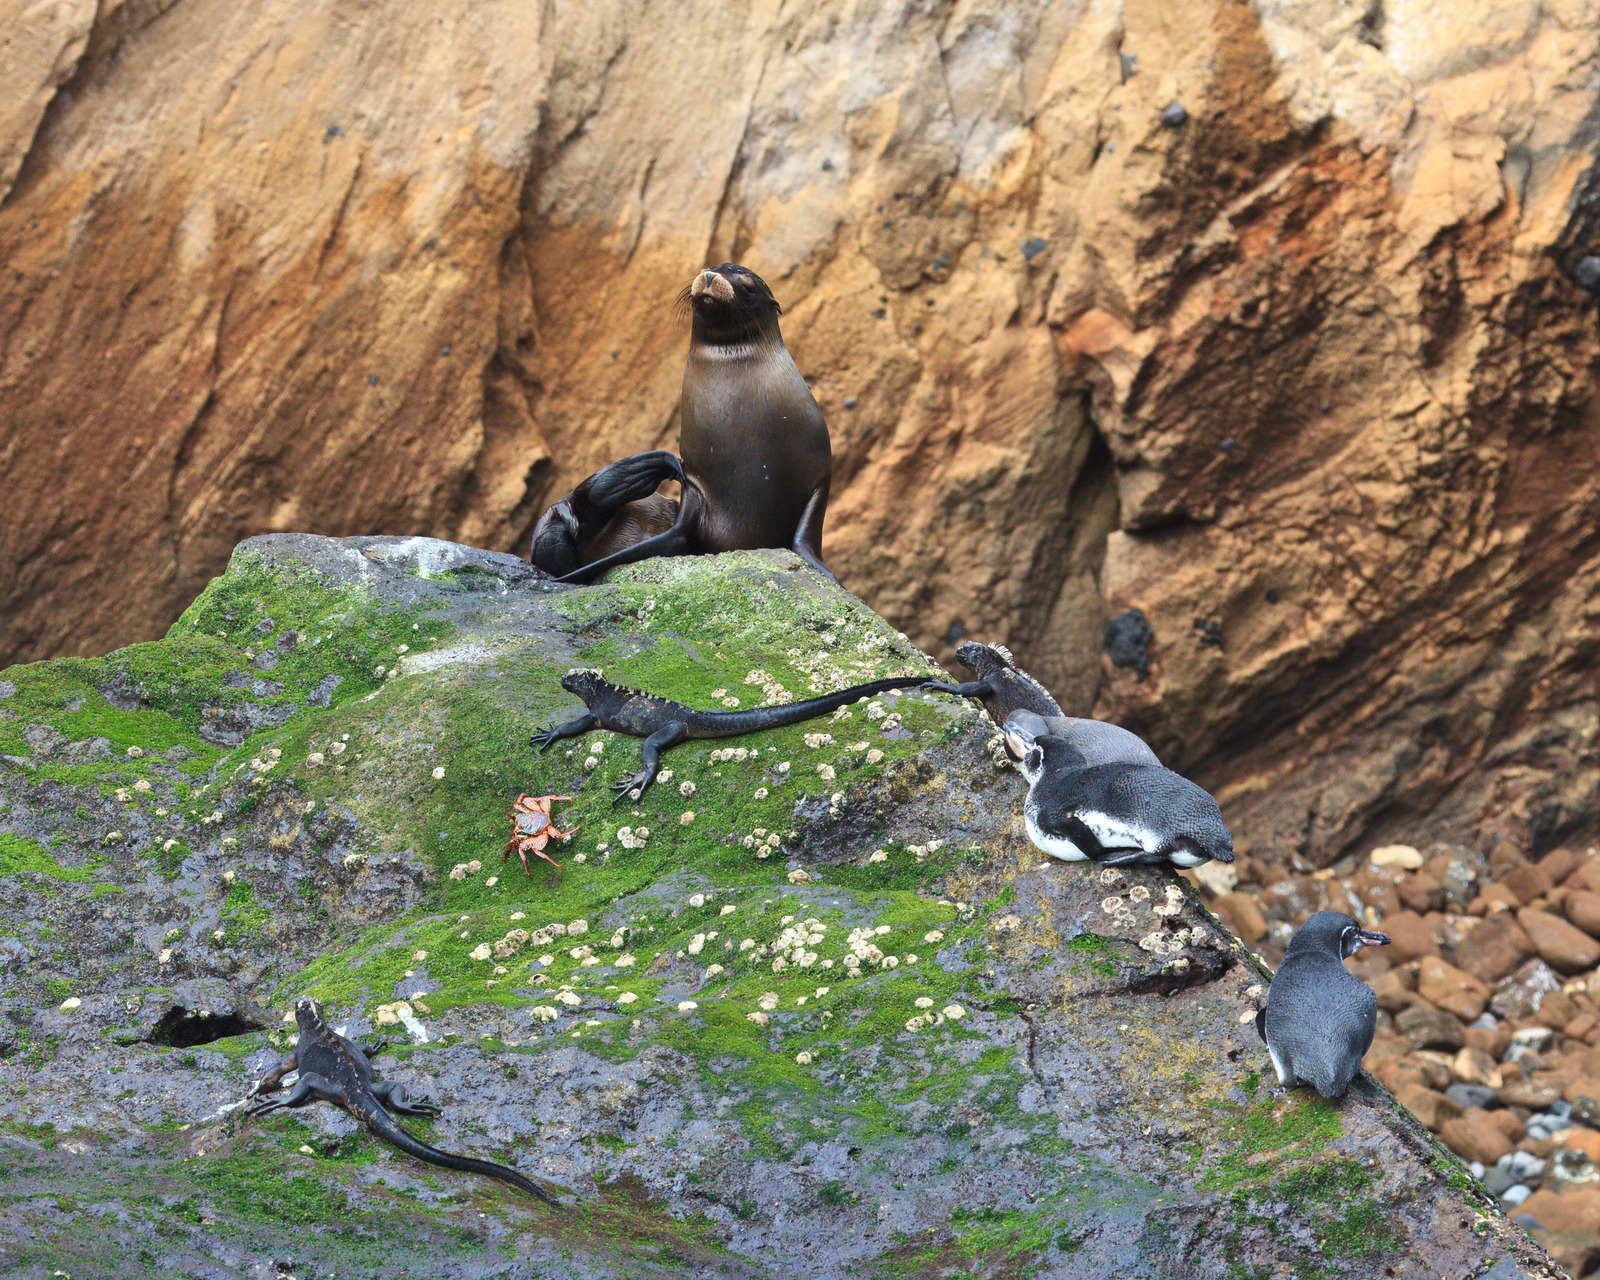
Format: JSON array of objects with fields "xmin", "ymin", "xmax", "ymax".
[{"xmin": 530, "ymin": 263, "xmax": 836, "ymax": 585}]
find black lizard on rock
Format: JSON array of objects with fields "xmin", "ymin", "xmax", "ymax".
[
  {"xmin": 247, "ymin": 996, "xmax": 559, "ymax": 1206},
  {"xmin": 532, "ymin": 668, "xmax": 930, "ymax": 803}
]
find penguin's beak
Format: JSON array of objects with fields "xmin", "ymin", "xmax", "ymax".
[
  {"xmin": 1355, "ymin": 929, "xmax": 1390, "ymax": 949},
  {"xmin": 1002, "ymin": 717, "xmax": 1037, "ymax": 761}
]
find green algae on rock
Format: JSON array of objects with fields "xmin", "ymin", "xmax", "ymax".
[{"xmin": 0, "ymin": 536, "xmax": 1565, "ymax": 1279}]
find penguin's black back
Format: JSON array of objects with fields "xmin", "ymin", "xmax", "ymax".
[
  {"xmin": 1263, "ymin": 948, "xmax": 1376, "ymax": 1098},
  {"xmin": 1030, "ymin": 761, "xmax": 1233, "ymax": 863}
]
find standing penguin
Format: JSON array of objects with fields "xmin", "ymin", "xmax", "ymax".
[
  {"xmin": 1256, "ymin": 911, "xmax": 1391, "ymax": 1099},
  {"xmin": 1007, "ymin": 718, "xmax": 1232, "ymax": 868}
]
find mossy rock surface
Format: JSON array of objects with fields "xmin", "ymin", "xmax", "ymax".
[{"xmin": 0, "ymin": 535, "xmax": 1561, "ymax": 1279}]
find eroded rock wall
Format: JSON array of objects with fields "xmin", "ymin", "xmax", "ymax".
[{"xmin": 3, "ymin": 0, "xmax": 1599, "ymax": 866}]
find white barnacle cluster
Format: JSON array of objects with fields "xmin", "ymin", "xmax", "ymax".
[
  {"xmin": 985, "ymin": 732, "xmax": 1011, "ymax": 769},
  {"xmin": 200, "ymin": 809, "xmax": 225, "ymax": 826},
  {"xmin": 865, "ymin": 701, "xmax": 887, "ymax": 721},
  {"xmin": 803, "ymin": 732, "xmax": 835, "ymax": 749},
  {"xmin": 905, "ymin": 1001, "xmax": 966, "ymax": 1032},
  {"xmin": 993, "ymin": 914, "xmax": 1023, "ymax": 933},
  {"xmin": 744, "ymin": 668, "xmax": 792, "ymax": 702},
  {"xmin": 817, "ymin": 764, "xmax": 836, "ymax": 782},
  {"xmin": 1139, "ymin": 926, "xmax": 1201, "ymax": 957},
  {"xmin": 765, "ymin": 916, "xmax": 827, "ymax": 972},
  {"xmin": 1152, "ymin": 883, "xmax": 1186, "ymax": 918},
  {"xmin": 447, "ymin": 858, "xmax": 483, "ymax": 880},
  {"xmin": 616, "ymin": 826, "xmax": 650, "ymax": 849},
  {"xmin": 741, "ymin": 827, "xmax": 783, "ymax": 859},
  {"xmin": 908, "ymin": 839, "xmax": 945, "ymax": 863},
  {"xmin": 709, "ymin": 746, "xmax": 754, "ymax": 764},
  {"xmin": 880, "ymin": 713, "xmax": 902, "ymax": 733},
  {"xmin": 842, "ymin": 924, "xmax": 898, "ymax": 975},
  {"xmin": 493, "ymin": 929, "xmax": 530, "ymax": 959}
]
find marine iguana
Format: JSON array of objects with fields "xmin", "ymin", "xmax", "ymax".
[
  {"xmin": 247, "ymin": 997, "xmax": 559, "ymax": 1206},
  {"xmin": 532, "ymin": 669, "xmax": 929, "ymax": 803},
  {"xmin": 923, "ymin": 641, "xmax": 1160, "ymax": 767}
]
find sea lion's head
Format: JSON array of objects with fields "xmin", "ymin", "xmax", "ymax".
[{"xmin": 686, "ymin": 263, "xmax": 783, "ymax": 346}]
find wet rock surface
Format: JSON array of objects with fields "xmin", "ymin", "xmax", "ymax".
[{"xmin": 0, "ymin": 536, "xmax": 1562, "ymax": 1278}]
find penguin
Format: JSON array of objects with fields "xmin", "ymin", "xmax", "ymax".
[
  {"xmin": 1256, "ymin": 911, "xmax": 1391, "ymax": 1099},
  {"xmin": 1008, "ymin": 718, "xmax": 1233, "ymax": 868}
]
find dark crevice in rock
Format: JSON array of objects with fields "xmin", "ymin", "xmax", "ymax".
[{"xmin": 148, "ymin": 1006, "xmax": 264, "ymax": 1049}]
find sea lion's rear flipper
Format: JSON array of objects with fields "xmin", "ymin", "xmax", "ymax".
[
  {"xmin": 577, "ymin": 451, "xmax": 686, "ymax": 516},
  {"xmin": 790, "ymin": 478, "xmax": 839, "ymax": 585},
  {"xmin": 554, "ymin": 486, "xmax": 705, "ymax": 585},
  {"xmin": 532, "ymin": 452, "xmax": 688, "ymax": 579}
]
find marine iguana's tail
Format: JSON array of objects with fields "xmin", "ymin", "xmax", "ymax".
[
  {"xmin": 693, "ymin": 676, "xmax": 929, "ymax": 737},
  {"xmin": 353, "ymin": 1096, "xmax": 560, "ymax": 1206}
]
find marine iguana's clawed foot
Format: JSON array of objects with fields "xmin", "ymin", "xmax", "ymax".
[
  {"xmin": 921, "ymin": 680, "xmax": 963, "ymax": 695},
  {"xmin": 530, "ymin": 724, "xmax": 564, "ymax": 753},
  {"xmin": 611, "ymin": 771, "xmax": 654, "ymax": 805}
]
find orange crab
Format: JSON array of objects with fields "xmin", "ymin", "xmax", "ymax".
[{"xmin": 504, "ymin": 793, "xmax": 579, "ymax": 874}]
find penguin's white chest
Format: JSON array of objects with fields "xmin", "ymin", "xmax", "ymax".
[{"xmin": 1023, "ymin": 803, "xmax": 1091, "ymax": 861}]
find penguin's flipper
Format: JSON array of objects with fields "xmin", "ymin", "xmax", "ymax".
[
  {"xmin": 1254, "ymin": 1008, "xmax": 1267, "ymax": 1044},
  {"xmin": 1098, "ymin": 845, "xmax": 1159, "ymax": 866}
]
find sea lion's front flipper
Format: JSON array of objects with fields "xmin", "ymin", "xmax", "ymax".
[
  {"xmin": 791, "ymin": 478, "xmax": 839, "ymax": 585},
  {"xmin": 554, "ymin": 486, "xmax": 705, "ymax": 585}
]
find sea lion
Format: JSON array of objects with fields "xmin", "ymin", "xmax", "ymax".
[{"xmin": 529, "ymin": 264, "xmax": 835, "ymax": 584}]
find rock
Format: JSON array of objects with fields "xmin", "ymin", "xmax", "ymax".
[
  {"xmin": 1518, "ymin": 907, "xmax": 1600, "ymax": 974},
  {"xmin": 1461, "ymin": 914, "xmax": 1538, "ymax": 985},
  {"xmin": 1492, "ymin": 959, "xmax": 1566, "ymax": 1022},
  {"xmin": 1371, "ymin": 845, "xmax": 1424, "ymax": 870},
  {"xmin": 1451, "ymin": 1049, "xmax": 1501, "ymax": 1090},
  {"xmin": 1416, "ymin": 956, "xmax": 1491, "ymax": 1021},
  {"xmin": 1395, "ymin": 1003, "xmax": 1464, "ymax": 1052},
  {"xmin": 1503, "ymin": 862, "xmax": 1556, "ymax": 906},
  {"xmin": 1532, "ymin": 1230, "xmax": 1600, "ymax": 1278},
  {"xmin": 1439, "ymin": 1108, "xmax": 1515, "ymax": 1165},
  {"xmin": 1397, "ymin": 1085, "xmax": 1463, "ymax": 1132},
  {"xmin": 1566, "ymin": 1079, "xmax": 1600, "ymax": 1128},
  {"xmin": 1397, "ymin": 871, "xmax": 1446, "ymax": 915},
  {"xmin": 1563, "ymin": 1129, "xmax": 1600, "ymax": 1163},
  {"xmin": 1382, "ymin": 911, "xmax": 1440, "ymax": 963},
  {"xmin": 0, "ymin": 537, "xmax": 1555, "ymax": 1278},
  {"xmin": 1471, "ymin": 883, "xmax": 1521, "ymax": 915},
  {"xmin": 1520, "ymin": 1188, "xmax": 1600, "ymax": 1235},
  {"xmin": 1210, "ymin": 891, "xmax": 1267, "ymax": 943},
  {"xmin": 1566, "ymin": 890, "xmax": 1600, "ymax": 941},
  {"xmin": 1537, "ymin": 987, "xmax": 1578, "ymax": 1031},
  {"xmin": 1501, "ymin": 1078, "xmax": 1565, "ymax": 1110},
  {"xmin": 1445, "ymin": 1083, "xmax": 1498, "ymax": 1111},
  {"xmin": 1547, "ymin": 1149, "xmax": 1600, "ymax": 1194},
  {"xmin": 1373, "ymin": 967, "xmax": 1419, "ymax": 1014},
  {"xmin": 1158, "ymin": 100, "xmax": 1188, "ymax": 127}
]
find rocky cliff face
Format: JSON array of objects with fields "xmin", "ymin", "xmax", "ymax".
[
  {"xmin": 3, "ymin": 0, "xmax": 1600, "ymax": 868},
  {"xmin": 0, "ymin": 538, "xmax": 1561, "ymax": 1278}
]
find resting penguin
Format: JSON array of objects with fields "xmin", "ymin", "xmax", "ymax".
[
  {"xmin": 1007, "ymin": 718, "xmax": 1232, "ymax": 868},
  {"xmin": 924, "ymin": 641, "xmax": 1159, "ymax": 767},
  {"xmin": 1256, "ymin": 911, "xmax": 1391, "ymax": 1099},
  {"xmin": 530, "ymin": 263, "xmax": 835, "ymax": 585}
]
